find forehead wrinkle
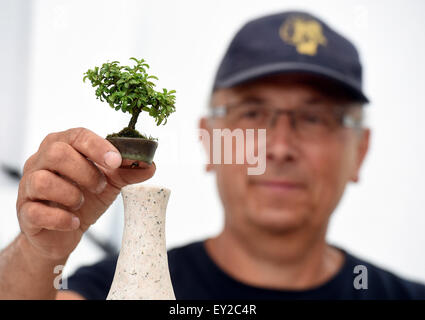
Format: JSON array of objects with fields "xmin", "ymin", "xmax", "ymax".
[
  {"xmin": 211, "ymin": 74, "xmax": 355, "ymax": 109},
  {"xmin": 227, "ymin": 86, "xmax": 332, "ymax": 109}
]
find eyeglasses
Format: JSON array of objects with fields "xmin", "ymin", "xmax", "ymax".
[{"xmin": 209, "ymin": 101, "xmax": 362, "ymax": 141}]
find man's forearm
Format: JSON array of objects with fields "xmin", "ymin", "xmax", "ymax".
[{"xmin": 0, "ymin": 233, "xmax": 67, "ymax": 299}]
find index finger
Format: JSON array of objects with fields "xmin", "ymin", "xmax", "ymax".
[{"xmin": 40, "ymin": 127, "xmax": 122, "ymax": 170}]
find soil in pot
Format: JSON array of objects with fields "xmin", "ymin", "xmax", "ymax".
[{"xmin": 106, "ymin": 127, "xmax": 158, "ymax": 165}]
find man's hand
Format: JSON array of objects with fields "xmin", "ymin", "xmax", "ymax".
[{"xmin": 16, "ymin": 127, "xmax": 155, "ymax": 261}]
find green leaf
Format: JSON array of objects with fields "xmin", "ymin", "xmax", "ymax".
[{"xmin": 83, "ymin": 57, "xmax": 176, "ymax": 131}]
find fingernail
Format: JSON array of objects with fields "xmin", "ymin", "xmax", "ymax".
[
  {"xmin": 73, "ymin": 194, "xmax": 85, "ymax": 210},
  {"xmin": 71, "ymin": 216, "xmax": 80, "ymax": 230},
  {"xmin": 104, "ymin": 151, "xmax": 122, "ymax": 169},
  {"xmin": 96, "ymin": 178, "xmax": 107, "ymax": 194}
]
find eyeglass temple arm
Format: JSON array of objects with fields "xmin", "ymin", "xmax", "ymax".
[{"xmin": 208, "ymin": 105, "xmax": 227, "ymax": 118}]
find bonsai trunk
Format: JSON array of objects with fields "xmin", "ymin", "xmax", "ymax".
[{"xmin": 128, "ymin": 108, "xmax": 141, "ymax": 130}]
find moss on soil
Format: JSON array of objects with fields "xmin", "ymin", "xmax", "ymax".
[{"xmin": 106, "ymin": 127, "xmax": 157, "ymax": 141}]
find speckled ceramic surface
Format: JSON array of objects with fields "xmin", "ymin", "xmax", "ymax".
[{"xmin": 107, "ymin": 184, "xmax": 175, "ymax": 300}]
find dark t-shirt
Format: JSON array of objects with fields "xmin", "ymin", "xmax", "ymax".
[{"xmin": 66, "ymin": 240, "xmax": 425, "ymax": 299}]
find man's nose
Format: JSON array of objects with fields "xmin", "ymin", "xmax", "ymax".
[{"xmin": 266, "ymin": 113, "xmax": 299, "ymax": 162}]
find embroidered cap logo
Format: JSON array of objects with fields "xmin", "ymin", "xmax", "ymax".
[{"xmin": 279, "ymin": 16, "xmax": 327, "ymax": 56}]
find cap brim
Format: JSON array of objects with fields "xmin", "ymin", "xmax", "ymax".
[{"xmin": 214, "ymin": 62, "xmax": 369, "ymax": 103}]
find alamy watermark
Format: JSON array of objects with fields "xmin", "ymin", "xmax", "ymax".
[
  {"xmin": 53, "ymin": 265, "xmax": 68, "ymax": 290},
  {"xmin": 199, "ymin": 128, "xmax": 267, "ymax": 175},
  {"xmin": 353, "ymin": 264, "xmax": 368, "ymax": 290}
]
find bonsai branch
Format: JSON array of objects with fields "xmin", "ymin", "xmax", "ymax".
[{"xmin": 128, "ymin": 108, "xmax": 141, "ymax": 130}]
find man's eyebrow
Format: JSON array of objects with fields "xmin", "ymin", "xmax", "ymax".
[
  {"xmin": 301, "ymin": 96, "xmax": 326, "ymax": 105},
  {"xmin": 229, "ymin": 95, "xmax": 267, "ymax": 105},
  {"xmin": 225, "ymin": 94, "xmax": 331, "ymax": 108}
]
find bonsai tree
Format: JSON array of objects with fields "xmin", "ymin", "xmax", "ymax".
[{"xmin": 83, "ymin": 57, "xmax": 176, "ymax": 140}]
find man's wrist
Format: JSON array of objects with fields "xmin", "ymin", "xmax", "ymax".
[
  {"xmin": 0, "ymin": 233, "xmax": 68, "ymax": 299},
  {"xmin": 16, "ymin": 233, "xmax": 68, "ymax": 268}
]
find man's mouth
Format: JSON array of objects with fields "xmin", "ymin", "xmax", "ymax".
[{"xmin": 250, "ymin": 179, "xmax": 306, "ymax": 193}]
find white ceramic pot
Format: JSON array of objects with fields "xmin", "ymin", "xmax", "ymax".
[{"xmin": 107, "ymin": 184, "xmax": 175, "ymax": 299}]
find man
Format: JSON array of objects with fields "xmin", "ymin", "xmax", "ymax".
[{"xmin": 1, "ymin": 11, "xmax": 424, "ymax": 300}]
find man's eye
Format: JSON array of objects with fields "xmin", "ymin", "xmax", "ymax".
[
  {"xmin": 300, "ymin": 113, "xmax": 323, "ymax": 124},
  {"xmin": 241, "ymin": 110, "xmax": 261, "ymax": 119}
]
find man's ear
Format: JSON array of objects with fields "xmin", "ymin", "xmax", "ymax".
[
  {"xmin": 199, "ymin": 117, "xmax": 214, "ymax": 172},
  {"xmin": 350, "ymin": 128, "xmax": 371, "ymax": 182}
]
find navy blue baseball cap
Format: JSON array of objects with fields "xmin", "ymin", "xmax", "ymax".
[{"xmin": 212, "ymin": 11, "xmax": 369, "ymax": 103}]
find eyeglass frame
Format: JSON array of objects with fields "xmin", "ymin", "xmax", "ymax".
[{"xmin": 207, "ymin": 102, "xmax": 364, "ymax": 133}]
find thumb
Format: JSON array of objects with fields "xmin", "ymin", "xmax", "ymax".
[{"xmin": 111, "ymin": 161, "xmax": 156, "ymax": 187}]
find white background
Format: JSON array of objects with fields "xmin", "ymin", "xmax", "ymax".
[{"xmin": 1, "ymin": 0, "xmax": 424, "ymax": 283}]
